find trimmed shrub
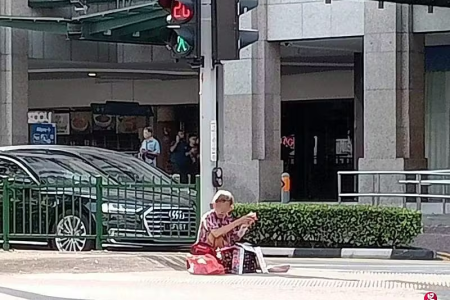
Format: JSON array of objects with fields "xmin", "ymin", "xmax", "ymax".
[{"xmin": 232, "ymin": 203, "xmax": 422, "ymax": 248}]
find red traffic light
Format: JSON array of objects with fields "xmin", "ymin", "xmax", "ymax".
[
  {"xmin": 157, "ymin": 0, "xmax": 194, "ymax": 23},
  {"xmin": 171, "ymin": 1, "xmax": 193, "ymax": 22}
]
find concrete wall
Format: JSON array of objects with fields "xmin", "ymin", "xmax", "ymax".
[
  {"xmin": 28, "ymin": 70, "xmax": 354, "ymax": 108},
  {"xmin": 267, "ymin": 0, "xmax": 364, "ymax": 41},
  {"xmin": 266, "ymin": 0, "xmax": 450, "ymax": 41},
  {"xmin": 27, "ymin": 1, "xmax": 171, "ymax": 63},
  {"xmin": 0, "ymin": 0, "xmax": 31, "ymax": 145},
  {"xmin": 20, "ymin": 1, "xmax": 450, "ymax": 65},
  {"xmin": 28, "ymin": 34, "xmax": 171, "ymax": 64},
  {"xmin": 282, "ymin": 70, "xmax": 353, "ymax": 100},
  {"xmin": 413, "ymin": 6, "xmax": 450, "ymax": 33}
]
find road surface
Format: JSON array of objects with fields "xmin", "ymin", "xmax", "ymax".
[{"xmin": 0, "ymin": 252, "xmax": 448, "ymax": 300}]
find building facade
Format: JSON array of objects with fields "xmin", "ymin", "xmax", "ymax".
[{"xmin": 0, "ymin": 0, "xmax": 449, "ymax": 202}]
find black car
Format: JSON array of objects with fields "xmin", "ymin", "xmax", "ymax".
[
  {"xmin": 1, "ymin": 145, "xmax": 197, "ymax": 199},
  {"xmin": 0, "ymin": 150, "xmax": 197, "ymax": 252}
]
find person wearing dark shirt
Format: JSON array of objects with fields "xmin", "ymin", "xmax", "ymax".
[
  {"xmin": 170, "ymin": 131, "xmax": 191, "ymax": 183},
  {"xmin": 188, "ymin": 134, "xmax": 199, "ymax": 183}
]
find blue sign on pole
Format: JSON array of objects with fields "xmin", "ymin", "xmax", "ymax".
[{"xmin": 30, "ymin": 123, "xmax": 56, "ymax": 145}]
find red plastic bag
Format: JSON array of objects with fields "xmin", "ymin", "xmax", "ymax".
[
  {"xmin": 186, "ymin": 254, "xmax": 226, "ymax": 275},
  {"xmin": 190, "ymin": 242, "xmax": 217, "ymax": 257}
]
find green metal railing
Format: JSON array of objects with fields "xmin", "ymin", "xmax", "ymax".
[{"xmin": 0, "ymin": 175, "xmax": 200, "ymax": 251}]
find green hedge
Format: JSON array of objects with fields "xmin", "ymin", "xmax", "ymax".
[{"xmin": 232, "ymin": 204, "xmax": 422, "ymax": 248}]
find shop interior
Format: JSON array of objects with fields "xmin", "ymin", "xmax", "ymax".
[
  {"xmin": 281, "ymin": 99, "xmax": 355, "ymax": 201},
  {"xmin": 28, "ymin": 102, "xmax": 199, "ymax": 161}
]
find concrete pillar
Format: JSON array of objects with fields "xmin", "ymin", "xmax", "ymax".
[
  {"xmin": 219, "ymin": 0, "xmax": 282, "ymax": 203},
  {"xmin": 358, "ymin": 3, "xmax": 426, "ymax": 204},
  {"xmin": 0, "ymin": 0, "xmax": 29, "ymax": 146}
]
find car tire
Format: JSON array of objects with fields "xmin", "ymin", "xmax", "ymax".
[{"xmin": 50, "ymin": 209, "xmax": 94, "ymax": 252}]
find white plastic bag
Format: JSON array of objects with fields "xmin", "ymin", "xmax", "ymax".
[{"xmin": 234, "ymin": 243, "xmax": 269, "ymax": 274}]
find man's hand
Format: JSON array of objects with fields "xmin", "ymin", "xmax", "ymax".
[
  {"xmin": 247, "ymin": 212, "xmax": 257, "ymax": 218},
  {"xmin": 245, "ymin": 219, "xmax": 256, "ymax": 226},
  {"xmin": 236, "ymin": 224, "xmax": 250, "ymax": 238},
  {"xmin": 176, "ymin": 135, "xmax": 180, "ymax": 143},
  {"xmin": 237, "ymin": 215, "xmax": 255, "ymax": 226},
  {"xmin": 246, "ymin": 212, "xmax": 257, "ymax": 222},
  {"xmin": 240, "ymin": 224, "xmax": 250, "ymax": 231},
  {"xmin": 240, "ymin": 212, "xmax": 257, "ymax": 226}
]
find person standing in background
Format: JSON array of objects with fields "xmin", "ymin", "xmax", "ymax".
[
  {"xmin": 188, "ymin": 134, "xmax": 200, "ymax": 183},
  {"xmin": 170, "ymin": 130, "xmax": 191, "ymax": 183},
  {"xmin": 161, "ymin": 127, "xmax": 173, "ymax": 172},
  {"xmin": 139, "ymin": 127, "xmax": 160, "ymax": 167},
  {"xmin": 195, "ymin": 137, "xmax": 200, "ymax": 166}
]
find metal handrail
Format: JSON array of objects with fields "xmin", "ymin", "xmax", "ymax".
[
  {"xmin": 338, "ymin": 170, "xmax": 450, "ymax": 175},
  {"xmin": 337, "ymin": 170, "xmax": 450, "ymax": 214}
]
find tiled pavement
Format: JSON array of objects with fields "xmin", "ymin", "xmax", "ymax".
[
  {"xmin": 0, "ymin": 252, "xmax": 450, "ymax": 299},
  {"xmin": 0, "ymin": 269, "xmax": 447, "ymax": 300}
]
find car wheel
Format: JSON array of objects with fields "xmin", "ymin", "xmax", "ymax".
[{"xmin": 51, "ymin": 210, "xmax": 94, "ymax": 252}]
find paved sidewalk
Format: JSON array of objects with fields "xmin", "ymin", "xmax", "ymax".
[
  {"xmin": 0, "ymin": 250, "xmax": 187, "ymax": 274},
  {"xmin": 0, "ymin": 269, "xmax": 447, "ymax": 300},
  {"xmin": 0, "ymin": 251, "xmax": 449, "ymax": 299},
  {"xmin": 1, "ymin": 250, "xmax": 450, "ymax": 275}
]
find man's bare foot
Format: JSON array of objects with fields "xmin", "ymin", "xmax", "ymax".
[{"xmin": 267, "ymin": 265, "xmax": 290, "ymax": 273}]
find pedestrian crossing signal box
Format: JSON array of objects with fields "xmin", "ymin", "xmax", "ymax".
[
  {"xmin": 212, "ymin": 0, "xmax": 259, "ymax": 62},
  {"xmin": 159, "ymin": 0, "xmax": 201, "ymax": 61}
]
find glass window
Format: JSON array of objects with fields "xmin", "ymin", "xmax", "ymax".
[
  {"xmin": 77, "ymin": 153, "xmax": 136, "ymax": 183},
  {"xmin": 76, "ymin": 149, "xmax": 173, "ymax": 184},
  {"xmin": 15, "ymin": 154, "xmax": 112, "ymax": 185},
  {"xmin": 426, "ymin": 71, "xmax": 450, "ymax": 170},
  {"xmin": 105, "ymin": 154, "xmax": 173, "ymax": 184}
]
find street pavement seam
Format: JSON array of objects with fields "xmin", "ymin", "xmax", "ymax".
[
  {"xmin": 0, "ymin": 276, "xmax": 447, "ymax": 292},
  {"xmin": 4, "ymin": 269, "xmax": 450, "ymax": 287},
  {"xmin": 0, "ymin": 277, "xmax": 434, "ymax": 290}
]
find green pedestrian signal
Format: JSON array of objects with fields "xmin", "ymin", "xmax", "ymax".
[
  {"xmin": 176, "ymin": 36, "xmax": 191, "ymax": 54},
  {"xmin": 169, "ymin": 34, "xmax": 193, "ymax": 57}
]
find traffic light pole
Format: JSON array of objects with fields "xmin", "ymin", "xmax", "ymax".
[{"xmin": 199, "ymin": 0, "xmax": 218, "ymax": 214}]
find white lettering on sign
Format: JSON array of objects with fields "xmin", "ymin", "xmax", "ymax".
[
  {"xmin": 36, "ymin": 127, "xmax": 51, "ymax": 133},
  {"xmin": 210, "ymin": 120, "xmax": 217, "ymax": 162}
]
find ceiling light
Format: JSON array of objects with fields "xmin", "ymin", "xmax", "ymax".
[{"xmin": 88, "ymin": 72, "xmax": 97, "ymax": 77}]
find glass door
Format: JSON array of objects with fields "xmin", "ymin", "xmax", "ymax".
[{"xmin": 282, "ymin": 99, "xmax": 354, "ymax": 201}]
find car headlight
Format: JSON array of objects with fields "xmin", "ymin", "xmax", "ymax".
[{"xmin": 101, "ymin": 203, "xmax": 144, "ymax": 214}]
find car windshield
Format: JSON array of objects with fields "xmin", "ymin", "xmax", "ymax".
[
  {"xmin": 76, "ymin": 153, "xmax": 137, "ymax": 183},
  {"xmin": 108, "ymin": 154, "xmax": 173, "ymax": 184},
  {"xmin": 15, "ymin": 153, "xmax": 112, "ymax": 185},
  {"xmin": 75, "ymin": 149, "xmax": 174, "ymax": 185}
]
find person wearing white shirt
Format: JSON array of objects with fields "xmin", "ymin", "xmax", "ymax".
[{"xmin": 139, "ymin": 127, "xmax": 161, "ymax": 167}]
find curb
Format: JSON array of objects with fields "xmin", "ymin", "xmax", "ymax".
[{"xmin": 260, "ymin": 247, "xmax": 436, "ymax": 260}]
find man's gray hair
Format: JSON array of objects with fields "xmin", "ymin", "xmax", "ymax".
[{"xmin": 211, "ymin": 190, "xmax": 235, "ymax": 204}]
